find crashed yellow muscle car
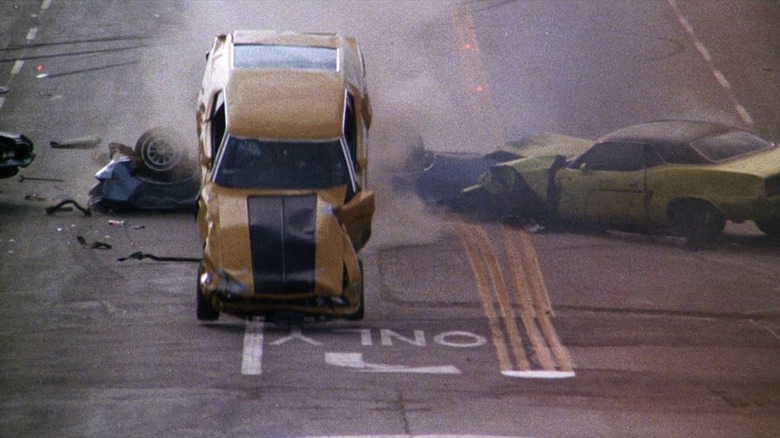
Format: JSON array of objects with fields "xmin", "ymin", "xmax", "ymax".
[
  {"xmin": 195, "ymin": 30, "xmax": 374, "ymax": 321},
  {"xmin": 457, "ymin": 120, "xmax": 780, "ymax": 242}
]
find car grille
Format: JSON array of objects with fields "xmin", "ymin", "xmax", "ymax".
[
  {"xmin": 766, "ymin": 175, "xmax": 780, "ymax": 198},
  {"xmin": 247, "ymin": 195, "xmax": 317, "ymax": 294}
]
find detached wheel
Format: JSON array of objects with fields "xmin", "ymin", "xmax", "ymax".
[
  {"xmin": 755, "ymin": 219, "xmax": 780, "ymax": 239},
  {"xmin": 196, "ymin": 270, "xmax": 219, "ymax": 321},
  {"xmin": 135, "ymin": 127, "xmax": 189, "ymax": 181},
  {"xmin": 668, "ymin": 200, "xmax": 725, "ymax": 246}
]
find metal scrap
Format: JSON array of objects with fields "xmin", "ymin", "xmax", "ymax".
[
  {"xmin": 46, "ymin": 199, "xmax": 91, "ymax": 216},
  {"xmin": 76, "ymin": 235, "xmax": 111, "ymax": 250},
  {"xmin": 118, "ymin": 251, "xmax": 201, "ymax": 263},
  {"xmin": 50, "ymin": 135, "xmax": 101, "ymax": 149},
  {"xmin": 18, "ymin": 175, "xmax": 65, "ymax": 183}
]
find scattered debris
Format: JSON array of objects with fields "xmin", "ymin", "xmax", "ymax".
[
  {"xmin": 131, "ymin": 225, "xmax": 145, "ymax": 230},
  {"xmin": 24, "ymin": 194, "xmax": 46, "ymax": 201},
  {"xmin": 45, "ymin": 199, "xmax": 91, "ymax": 216},
  {"xmin": 88, "ymin": 128, "xmax": 198, "ymax": 211},
  {"xmin": 118, "ymin": 251, "xmax": 200, "ymax": 263},
  {"xmin": 50, "ymin": 135, "xmax": 101, "ymax": 149},
  {"xmin": 76, "ymin": 235, "xmax": 111, "ymax": 250},
  {"xmin": 18, "ymin": 175, "xmax": 65, "ymax": 183},
  {"xmin": 108, "ymin": 220, "xmax": 125, "ymax": 226},
  {"xmin": 0, "ymin": 86, "xmax": 8, "ymax": 95}
]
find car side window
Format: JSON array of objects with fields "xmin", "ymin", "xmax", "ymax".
[
  {"xmin": 344, "ymin": 93, "xmax": 359, "ymax": 172},
  {"xmin": 644, "ymin": 144, "xmax": 665, "ymax": 168},
  {"xmin": 210, "ymin": 93, "xmax": 226, "ymax": 159},
  {"xmin": 576, "ymin": 142, "xmax": 646, "ymax": 172}
]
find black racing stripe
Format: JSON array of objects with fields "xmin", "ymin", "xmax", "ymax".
[{"xmin": 247, "ymin": 195, "xmax": 316, "ymax": 293}]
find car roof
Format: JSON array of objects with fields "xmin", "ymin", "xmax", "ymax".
[
  {"xmin": 231, "ymin": 30, "xmax": 342, "ymax": 48},
  {"xmin": 597, "ymin": 120, "xmax": 735, "ymax": 146},
  {"xmin": 222, "ymin": 30, "xmax": 355, "ymax": 140},
  {"xmin": 226, "ymin": 68, "xmax": 344, "ymax": 140}
]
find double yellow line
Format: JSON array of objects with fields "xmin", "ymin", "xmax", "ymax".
[{"xmin": 456, "ymin": 223, "xmax": 574, "ymax": 378}]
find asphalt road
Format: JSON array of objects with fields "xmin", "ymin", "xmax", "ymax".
[{"xmin": 1, "ymin": 1, "xmax": 779, "ymax": 437}]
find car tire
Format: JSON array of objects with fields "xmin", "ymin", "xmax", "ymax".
[
  {"xmin": 134, "ymin": 127, "xmax": 186, "ymax": 181},
  {"xmin": 668, "ymin": 200, "xmax": 725, "ymax": 246},
  {"xmin": 755, "ymin": 219, "xmax": 780, "ymax": 239},
  {"xmin": 196, "ymin": 271, "xmax": 219, "ymax": 321}
]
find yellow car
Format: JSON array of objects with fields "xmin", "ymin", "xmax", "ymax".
[
  {"xmin": 465, "ymin": 120, "xmax": 780, "ymax": 243},
  {"xmin": 195, "ymin": 30, "xmax": 374, "ymax": 321}
]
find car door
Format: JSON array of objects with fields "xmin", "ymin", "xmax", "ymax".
[{"xmin": 556, "ymin": 142, "xmax": 649, "ymax": 225}]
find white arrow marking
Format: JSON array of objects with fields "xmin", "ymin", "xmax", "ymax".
[{"xmin": 326, "ymin": 352, "xmax": 461, "ymax": 375}]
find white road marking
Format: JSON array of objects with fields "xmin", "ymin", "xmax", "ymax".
[
  {"xmin": 326, "ymin": 352, "xmax": 461, "ymax": 374},
  {"xmin": 750, "ymin": 320, "xmax": 780, "ymax": 341},
  {"xmin": 11, "ymin": 61, "xmax": 24, "ymax": 75},
  {"xmin": 241, "ymin": 319, "xmax": 264, "ymax": 375},
  {"xmin": 301, "ymin": 435, "xmax": 532, "ymax": 438},
  {"xmin": 270, "ymin": 326, "xmax": 322, "ymax": 346},
  {"xmin": 41, "ymin": 0, "xmax": 52, "ymax": 10},
  {"xmin": 502, "ymin": 370, "xmax": 576, "ymax": 379},
  {"xmin": 26, "ymin": 28, "xmax": 38, "ymax": 40}
]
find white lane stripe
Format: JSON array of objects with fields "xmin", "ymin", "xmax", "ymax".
[
  {"xmin": 0, "ymin": 97, "xmax": 5, "ymax": 111},
  {"xmin": 735, "ymin": 104, "xmax": 754, "ymax": 125},
  {"xmin": 241, "ymin": 318, "xmax": 264, "ymax": 375},
  {"xmin": 26, "ymin": 28, "xmax": 38, "ymax": 40},
  {"xmin": 668, "ymin": 0, "xmax": 754, "ymax": 127},
  {"xmin": 694, "ymin": 41, "xmax": 711, "ymax": 62},
  {"xmin": 502, "ymin": 370, "xmax": 576, "ymax": 379},
  {"xmin": 41, "ymin": 0, "xmax": 52, "ymax": 10},
  {"xmin": 713, "ymin": 70, "xmax": 730, "ymax": 89},
  {"xmin": 11, "ymin": 60, "xmax": 23, "ymax": 75}
]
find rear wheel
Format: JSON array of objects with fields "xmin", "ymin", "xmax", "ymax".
[
  {"xmin": 196, "ymin": 269, "xmax": 219, "ymax": 321},
  {"xmin": 668, "ymin": 200, "xmax": 725, "ymax": 246},
  {"xmin": 755, "ymin": 219, "xmax": 780, "ymax": 239}
]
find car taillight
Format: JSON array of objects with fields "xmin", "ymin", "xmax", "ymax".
[{"xmin": 765, "ymin": 175, "xmax": 780, "ymax": 198}]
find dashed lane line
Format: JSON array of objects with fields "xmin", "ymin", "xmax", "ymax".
[{"xmin": 668, "ymin": 0, "xmax": 754, "ymax": 127}]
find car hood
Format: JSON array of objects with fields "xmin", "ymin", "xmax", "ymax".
[
  {"xmin": 201, "ymin": 184, "xmax": 357, "ymax": 296},
  {"xmin": 491, "ymin": 132, "xmax": 593, "ymax": 160}
]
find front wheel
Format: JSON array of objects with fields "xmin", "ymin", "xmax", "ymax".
[
  {"xmin": 344, "ymin": 261, "xmax": 364, "ymax": 321},
  {"xmin": 196, "ymin": 270, "xmax": 219, "ymax": 321},
  {"xmin": 668, "ymin": 200, "xmax": 725, "ymax": 246},
  {"xmin": 755, "ymin": 219, "xmax": 780, "ymax": 239}
]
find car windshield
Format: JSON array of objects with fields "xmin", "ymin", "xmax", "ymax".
[
  {"xmin": 214, "ymin": 137, "xmax": 352, "ymax": 190},
  {"xmin": 691, "ymin": 130, "xmax": 774, "ymax": 162},
  {"xmin": 232, "ymin": 44, "xmax": 338, "ymax": 71}
]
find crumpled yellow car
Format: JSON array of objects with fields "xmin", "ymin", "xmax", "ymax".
[
  {"xmin": 462, "ymin": 120, "xmax": 780, "ymax": 243},
  {"xmin": 195, "ymin": 30, "xmax": 374, "ymax": 321}
]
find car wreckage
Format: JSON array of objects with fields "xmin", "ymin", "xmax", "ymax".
[
  {"xmin": 195, "ymin": 30, "xmax": 374, "ymax": 321},
  {"xmin": 0, "ymin": 132, "xmax": 35, "ymax": 179},
  {"xmin": 88, "ymin": 127, "xmax": 199, "ymax": 211},
  {"xmin": 418, "ymin": 120, "xmax": 780, "ymax": 242}
]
